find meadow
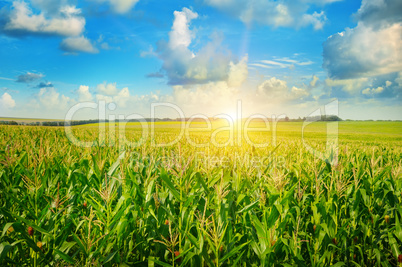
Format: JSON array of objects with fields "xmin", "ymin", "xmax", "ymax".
[{"xmin": 0, "ymin": 121, "xmax": 401, "ymax": 266}]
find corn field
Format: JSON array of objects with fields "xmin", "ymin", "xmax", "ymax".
[{"xmin": 1, "ymin": 122, "xmax": 402, "ymax": 266}]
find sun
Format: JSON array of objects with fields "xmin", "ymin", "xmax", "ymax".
[
  {"xmin": 226, "ymin": 110, "xmax": 238, "ymax": 121},
  {"xmin": 219, "ymin": 108, "xmax": 242, "ymax": 126}
]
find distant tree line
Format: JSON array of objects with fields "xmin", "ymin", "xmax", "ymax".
[
  {"xmin": 0, "ymin": 121, "xmax": 19, "ymax": 125},
  {"xmin": 304, "ymin": 115, "xmax": 343, "ymax": 122},
  {"xmin": 64, "ymin": 119, "xmax": 109, "ymax": 126},
  {"xmin": 2, "ymin": 116, "xmax": 402, "ymax": 127},
  {"xmin": 0, "ymin": 119, "xmax": 110, "ymax": 127},
  {"xmin": 253, "ymin": 115, "xmax": 343, "ymax": 122}
]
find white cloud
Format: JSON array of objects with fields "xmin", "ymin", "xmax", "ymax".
[
  {"xmin": 169, "ymin": 75, "xmax": 312, "ymax": 117},
  {"xmin": 157, "ymin": 7, "xmax": 244, "ymax": 86},
  {"xmin": 323, "ymin": 22, "xmax": 402, "ymax": 79},
  {"xmin": 356, "ymin": 0, "xmax": 402, "ymax": 28},
  {"xmin": 257, "ymin": 77, "xmax": 308, "ymax": 100},
  {"xmin": 325, "ymin": 73, "xmax": 401, "ymax": 99},
  {"xmin": 227, "ymin": 55, "xmax": 248, "ymax": 87},
  {"xmin": 2, "ymin": 1, "xmax": 97, "ymax": 54},
  {"xmin": 257, "ymin": 77, "xmax": 287, "ymax": 98},
  {"xmin": 301, "ymin": 11, "xmax": 327, "ymax": 30},
  {"xmin": 60, "ymin": 36, "xmax": 99, "ymax": 54},
  {"xmin": 114, "ymin": 87, "xmax": 130, "ymax": 107},
  {"xmin": 95, "ymin": 83, "xmax": 131, "ymax": 107},
  {"xmin": 172, "ymin": 82, "xmax": 239, "ymax": 116},
  {"xmin": 170, "ymin": 55, "xmax": 249, "ymax": 115},
  {"xmin": 362, "ymin": 86, "xmax": 384, "ymax": 95},
  {"xmin": 169, "ymin": 76, "xmax": 313, "ymax": 117},
  {"xmin": 96, "ymin": 82, "xmax": 118, "ymax": 96},
  {"xmin": 92, "ymin": 0, "xmax": 139, "ymax": 14},
  {"xmin": 325, "ymin": 77, "xmax": 369, "ymax": 93},
  {"xmin": 204, "ymin": 0, "xmax": 331, "ymax": 29},
  {"xmin": 4, "ymin": 1, "xmax": 85, "ymax": 37},
  {"xmin": 323, "ymin": 0, "xmax": 402, "ymax": 80},
  {"xmin": 77, "ymin": 85, "xmax": 93, "ymax": 101},
  {"xmin": 169, "ymin": 8, "xmax": 198, "ymax": 49},
  {"xmin": 0, "ymin": 92, "xmax": 16, "ymax": 109},
  {"xmin": 290, "ymin": 86, "xmax": 309, "ymax": 99},
  {"xmin": 37, "ymin": 87, "xmax": 72, "ymax": 109},
  {"xmin": 310, "ymin": 75, "xmax": 319, "ymax": 87}
]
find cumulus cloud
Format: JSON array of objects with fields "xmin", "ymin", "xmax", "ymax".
[
  {"xmin": 257, "ymin": 77, "xmax": 309, "ymax": 101},
  {"xmin": 323, "ymin": 0, "xmax": 402, "ymax": 80},
  {"xmin": 204, "ymin": 0, "xmax": 331, "ymax": 29},
  {"xmin": 168, "ymin": 8, "xmax": 198, "ymax": 49},
  {"xmin": 17, "ymin": 83, "xmax": 168, "ymax": 118},
  {"xmin": 3, "ymin": 1, "xmax": 85, "ymax": 37},
  {"xmin": 96, "ymin": 82, "xmax": 119, "ymax": 96},
  {"xmin": 96, "ymin": 88, "xmax": 130, "ymax": 108},
  {"xmin": 325, "ymin": 77, "xmax": 369, "ymax": 93},
  {"xmin": 77, "ymin": 85, "xmax": 93, "ymax": 102},
  {"xmin": 170, "ymin": 75, "xmax": 314, "ymax": 117},
  {"xmin": 154, "ymin": 8, "xmax": 320, "ymax": 116},
  {"xmin": 1, "ymin": 1, "xmax": 97, "ymax": 54},
  {"xmin": 37, "ymin": 87, "xmax": 72, "ymax": 109},
  {"xmin": 60, "ymin": 36, "xmax": 99, "ymax": 54},
  {"xmin": 356, "ymin": 0, "xmax": 402, "ymax": 28},
  {"xmin": 16, "ymin": 72, "xmax": 44, "ymax": 83},
  {"xmin": 172, "ymin": 81, "xmax": 240, "ymax": 116},
  {"xmin": 169, "ymin": 54, "xmax": 248, "ymax": 115},
  {"xmin": 0, "ymin": 92, "xmax": 16, "ymax": 109},
  {"xmin": 362, "ymin": 86, "xmax": 384, "ymax": 95},
  {"xmin": 91, "ymin": 0, "xmax": 139, "ymax": 14},
  {"xmin": 323, "ymin": 23, "xmax": 402, "ymax": 79},
  {"xmin": 227, "ymin": 55, "xmax": 248, "ymax": 87},
  {"xmin": 324, "ymin": 71, "xmax": 402, "ymax": 100},
  {"xmin": 95, "ymin": 82, "xmax": 131, "ymax": 108},
  {"xmin": 301, "ymin": 11, "xmax": 327, "ymax": 30},
  {"xmin": 257, "ymin": 77, "xmax": 289, "ymax": 96},
  {"xmin": 157, "ymin": 7, "xmax": 247, "ymax": 86}
]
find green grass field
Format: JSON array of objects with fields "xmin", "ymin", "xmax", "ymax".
[{"xmin": 1, "ymin": 121, "xmax": 401, "ymax": 266}]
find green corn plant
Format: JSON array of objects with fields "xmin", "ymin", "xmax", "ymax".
[{"xmin": 0, "ymin": 122, "xmax": 401, "ymax": 265}]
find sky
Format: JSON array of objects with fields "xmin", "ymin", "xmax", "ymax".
[{"xmin": 0, "ymin": 0, "xmax": 401, "ymax": 120}]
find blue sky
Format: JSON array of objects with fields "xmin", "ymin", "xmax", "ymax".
[{"xmin": 0, "ymin": 0, "xmax": 401, "ymax": 120}]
